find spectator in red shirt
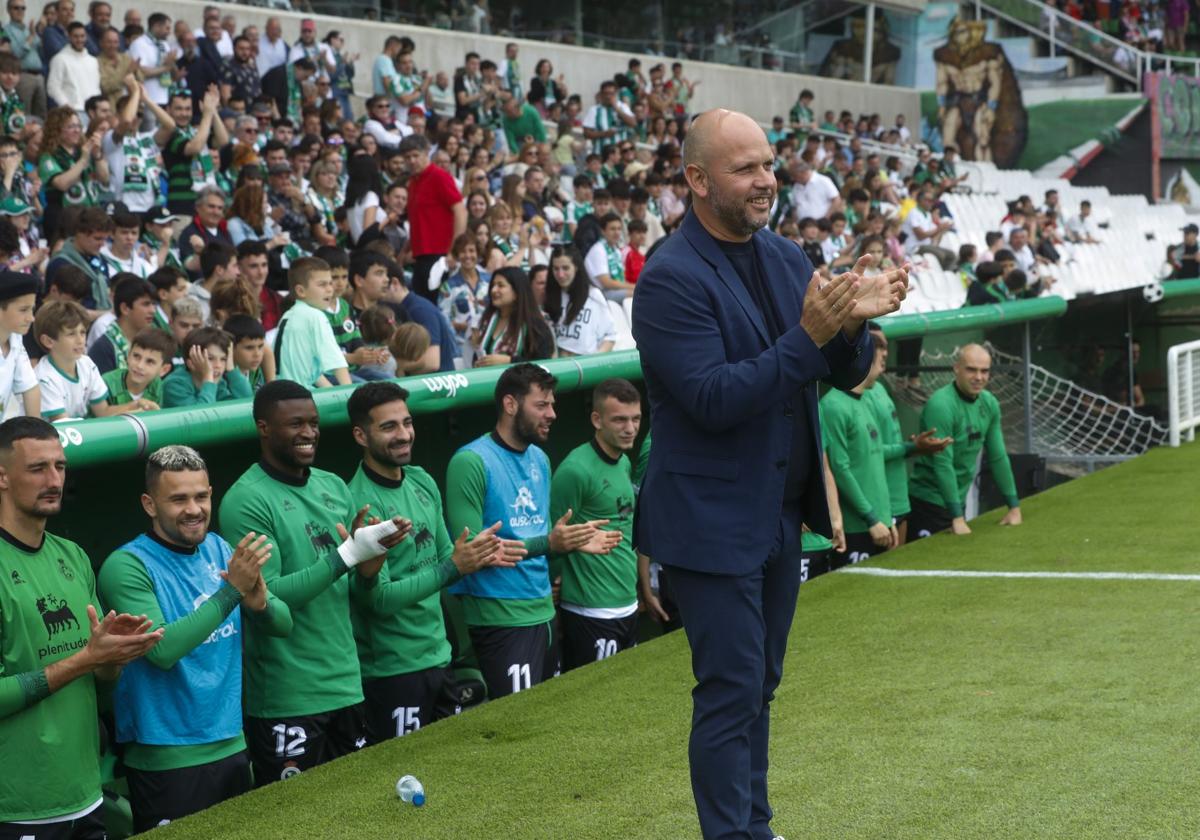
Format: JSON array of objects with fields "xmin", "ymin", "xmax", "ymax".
[
  {"xmin": 625, "ymin": 219, "xmax": 648, "ymax": 284},
  {"xmin": 399, "ymin": 133, "xmax": 467, "ymax": 302}
]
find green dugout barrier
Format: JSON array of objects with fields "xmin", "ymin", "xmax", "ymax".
[
  {"xmin": 875, "ymin": 296, "xmax": 1068, "ymax": 340},
  {"xmin": 55, "ymin": 352, "xmax": 644, "ymax": 469},
  {"xmin": 1161, "ymin": 278, "xmax": 1200, "ymax": 300}
]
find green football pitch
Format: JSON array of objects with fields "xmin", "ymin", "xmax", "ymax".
[{"xmin": 148, "ymin": 442, "xmax": 1200, "ymax": 839}]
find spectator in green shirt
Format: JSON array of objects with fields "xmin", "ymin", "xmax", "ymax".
[
  {"xmin": 102, "ymin": 327, "xmax": 174, "ymax": 410},
  {"xmin": 501, "ymin": 96, "xmax": 546, "ymax": 156},
  {"xmin": 162, "ymin": 326, "xmax": 253, "ymax": 407}
]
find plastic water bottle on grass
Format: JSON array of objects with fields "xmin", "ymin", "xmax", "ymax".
[{"xmin": 396, "ymin": 775, "xmax": 426, "ymax": 806}]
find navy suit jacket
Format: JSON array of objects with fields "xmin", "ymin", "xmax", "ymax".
[{"xmin": 631, "ymin": 210, "xmax": 872, "ymax": 576}]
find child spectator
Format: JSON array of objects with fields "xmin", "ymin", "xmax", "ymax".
[
  {"xmin": 162, "ymin": 326, "xmax": 253, "ymax": 407},
  {"xmin": 388, "ymin": 321, "xmax": 433, "ymax": 377},
  {"xmin": 189, "ymin": 241, "xmax": 240, "ymax": 323},
  {"xmin": 101, "ymin": 327, "xmax": 174, "ymax": 409},
  {"xmin": 102, "ymin": 210, "xmax": 155, "ymax": 278},
  {"xmin": 798, "ymin": 217, "xmax": 826, "ymax": 272},
  {"xmin": 313, "ymin": 245, "xmax": 365, "ymax": 367},
  {"xmin": 0, "ymin": 270, "xmax": 40, "ymax": 418},
  {"xmin": 275, "ymin": 256, "xmax": 352, "ymax": 387},
  {"xmin": 43, "ymin": 264, "xmax": 91, "ymax": 305},
  {"xmin": 355, "ymin": 303, "xmax": 398, "ymax": 380},
  {"xmin": 168, "ymin": 297, "xmax": 205, "ymax": 370},
  {"xmin": 34, "ymin": 300, "xmax": 144, "ymax": 419},
  {"xmin": 148, "ymin": 266, "xmax": 192, "ymax": 332},
  {"xmin": 89, "ymin": 276, "xmax": 157, "ymax": 374},
  {"xmin": 625, "ymin": 218, "xmax": 647, "ymax": 285},
  {"xmin": 223, "ymin": 314, "xmax": 272, "ymax": 391},
  {"xmin": 565, "ymin": 175, "xmax": 594, "ymax": 243},
  {"xmin": 209, "ymin": 279, "xmax": 260, "ymax": 326},
  {"xmin": 966, "ymin": 261, "xmax": 1009, "ymax": 306}
]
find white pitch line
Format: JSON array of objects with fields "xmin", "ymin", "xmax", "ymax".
[{"xmin": 838, "ymin": 567, "xmax": 1200, "ymax": 582}]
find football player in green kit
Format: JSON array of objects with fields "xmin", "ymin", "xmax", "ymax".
[
  {"xmin": 219, "ymin": 380, "xmax": 412, "ymax": 785},
  {"xmin": 909, "ymin": 343, "xmax": 1023, "ymax": 537},
  {"xmin": 0, "ymin": 417, "xmax": 163, "ymax": 839},
  {"xmin": 861, "ymin": 323, "xmax": 951, "ymax": 546},
  {"xmin": 550, "ymin": 378, "xmax": 642, "ymax": 671},
  {"xmin": 444, "ymin": 364, "xmax": 621, "ymax": 700},
  {"xmin": 345, "ymin": 381, "xmax": 526, "ymax": 743}
]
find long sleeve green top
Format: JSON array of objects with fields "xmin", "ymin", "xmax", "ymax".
[
  {"xmin": 910, "ymin": 383, "xmax": 1019, "ymax": 517},
  {"xmin": 820, "ymin": 387, "xmax": 891, "ymax": 534}
]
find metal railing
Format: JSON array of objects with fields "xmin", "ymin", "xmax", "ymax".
[
  {"xmin": 1167, "ymin": 338, "xmax": 1200, "ymax": 446},
  {"xmin": 979, "ymin": 0, "xmax": 1200, "ymax": 90}
]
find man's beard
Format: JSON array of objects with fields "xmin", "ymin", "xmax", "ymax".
[
  {"xmin": 708, "ymin": 179, "xmax": 770, "ymax": 238},
  {"xmin": 515, "ymin": 408, "xmax": 548, "ymax": 446}
]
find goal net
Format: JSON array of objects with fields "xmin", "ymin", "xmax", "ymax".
[{"xmin": 885, "ymin": 345, "xmax": 1169, "ymax": 475}]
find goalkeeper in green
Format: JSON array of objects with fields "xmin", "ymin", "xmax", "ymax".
[{"xmin": 909, "ymin": 343, "xmax": 1023, "ymax": 537}]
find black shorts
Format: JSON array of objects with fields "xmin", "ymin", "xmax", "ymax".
[
  {"xmin": 837, "ymin": 530, "xmax": 888, "ymax": 566},
  {"xmin": 800, "ymin": 548, "xmax": 832, "ymax": 582},
  {"xmin": 469, "ymin": 622, "xmax": 550, "ymax": 700},
  {"xmin": 245, "ymin": 703, "xmax": 365, "ymax": 786},
  {"xmin": 362, "ymin": 666, "xmax": 452, "ymax": 745},
  {"xmin": 0, "ymin": 807, "xmax": 105, "ymax": 840},
  {"xmin": 908, "ymin": 496, "xmax": 953, "ymax": 539},
  {"xmin": 126, "ymin": 750, "xmax": 251, "ymax": 833},
  {"xmin": 559, "ymin": 609, "xmax": 639, "ymax": 672}
]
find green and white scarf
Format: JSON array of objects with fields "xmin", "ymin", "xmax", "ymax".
[
  {"xmin": 604, "ymin": 241, "xmax": 625, "ymax": 283},
  {"xmin": 103, "ymin": 321, "xmax": 131, "ymax": 369}
]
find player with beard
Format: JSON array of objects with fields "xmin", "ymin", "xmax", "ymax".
[
  {"xmin": 445, "ymin": 363, "xmax": 622, "ymax": 700},
  {"xmin": 346, "ymin": 382, "xmax": 527, "ymax": 743},
  {"xmin": 0, "ymin": 417, "xmax": 163, "ymax": 838},
  {"xmin": 98, "ymin": 446, "xmax": 290, "ymax": 832},
  {"xmin": 550, "ymin": 378, "xmax": 643, "ymax": 671},
  {"xmin": 218, "ymin": 380, "xmax": 411, "ymax": 785}
]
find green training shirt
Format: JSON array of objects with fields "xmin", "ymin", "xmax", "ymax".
[
  {"xmin": 909, "ymin": 383, "xmax": 1019, "ymax": 518},
  {"xmin": 549, "ymin": 439, "xmax": 637, "ymax": 613},
  {"xmin": 101, "ymin": 368, "xmax": 163, "ymax": 407},
  {"xmin": 863, "ymin": 381, "xmax": 914, "ymax": 517},
  {"xmin": 349, "ymin": 463, "xmax": 458, "ymax": 680},
  {"xmin": 444, "ymin": 446, "xmax": 554, "ymax": 628},
  {"xmin": 97, "ymin": 540, "xmax": 292, "ymax": 771},
  {"xmin": 218, "ymin": 462, "xmax": 362, "ymax": 718},
  {"xmin": 0, "ymin": 528, "xmax": 103, "ymax": 821},
  {"xmin": 820, "ymin": 388, "xmax": 891, "ymax": 534}
]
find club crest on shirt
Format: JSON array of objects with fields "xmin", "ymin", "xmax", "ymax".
[{"xmin": 57, "ymin": 557, "xmax": 75, "ymax": 581}]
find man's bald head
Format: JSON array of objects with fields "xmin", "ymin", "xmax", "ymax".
[
  {"xmin": 954, "ymin": 343, "xmax": 992, "ymax": 396},
  {"xmin": 683, "ymin": 109, "xmax": 767, "ymax": 172},
  {"xmin": 956, "ymin": 343, "xmax": 991, "ymax": 368},
  {"xmin": 682, "ymin": 110, "xmax": 777, "ymax": 241}
]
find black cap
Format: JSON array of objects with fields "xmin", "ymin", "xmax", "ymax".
[
  {"xmin": 0, "ymin": 270, "xmax": 38, "ymax": 303},
  {"xmin": 1184, "ymin": 223, "xmax": 1199, "ymax": 235}
]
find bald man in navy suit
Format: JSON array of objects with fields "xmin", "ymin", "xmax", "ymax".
[{"xmin": 632, "ymin": 109, "xmax": 908, "ymax": 840}]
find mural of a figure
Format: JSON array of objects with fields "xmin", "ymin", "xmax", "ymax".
[
  {"xmin": 821, "ymin": 16, "xmax": 901, "ymax": 86},
  {"xmin": 934, "ymin": 18, "xmax": 1027, "ymax": 167}
]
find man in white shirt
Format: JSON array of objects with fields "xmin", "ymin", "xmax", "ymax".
[
  {"xmin": 1066, "ymin": 200, "xmax": 1100, "ymax": 244},
  {"xmin": 46, "ymin": 22, "xmax": 98, "ymax": 115},
  {"xmin": 903, "ymin": 188, "xmax": 956, "ymax": 269},
  {"xmin": 362, "ymin": 95, "xmax": 412, "ymax": 149},
  {"xmin": 256, "ymin": 17, "xmax": 288, "ymax": 78},
  {"xmin": 895, "ymin": 113, "xmax": 911, "ymax": 144},
  {"xmin": 1008, "ymin": 227, "xmax": 1041, "ymax": 276},
  {"xmin": 288, "ymin": 18, "xmax": 330, "ymax": 80},
  {"xmin": 582, "ymin": 81, "xmax": 635, "ymax": 154},
  {"xmin": 787, "ymin": 159, "xmax": 841, "ymax": 222},
  {"xmin": 192, "ymin": 6, "xmax": 232, "ymax": 59},
  {"xmin": 128, "ymin": 13, "xmax": 178, "ymax": 108}
]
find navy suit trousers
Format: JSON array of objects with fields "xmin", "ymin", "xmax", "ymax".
[{"xmin": 667, "ymin": 504, "xmax": 805, "ymax": 840}]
